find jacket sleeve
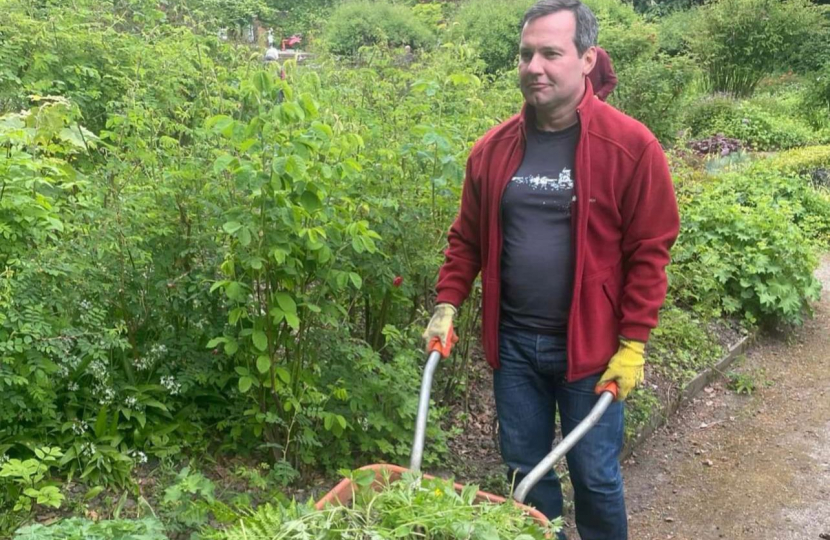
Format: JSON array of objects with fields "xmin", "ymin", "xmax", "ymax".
[
  {"xmin": 618, "ymin": 140, "xmax": 679, "ymax": 342},
  {"xmin": 435, "ymin": 153, "xmax": 483, "ymax": 308},
  {"xmin": 595, "ymin": 54, "xmax": 618, "ymax": 100}
]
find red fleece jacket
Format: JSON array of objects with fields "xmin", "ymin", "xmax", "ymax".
[
  {"xmin": 435, "ymin": 80, "xmax": 679, "ymax": 381},
  {"xmin": 587, "ymin": 47, "xmax": 618, "ymax": 101}
]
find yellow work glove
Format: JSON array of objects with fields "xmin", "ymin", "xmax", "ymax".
[
  {"xmin": 596, "ymin": 338, "xmax": 645, "ymax": 400},
  {"xmin": 422, "ymin": 303, "xmax": 457, "ymax": 352}
]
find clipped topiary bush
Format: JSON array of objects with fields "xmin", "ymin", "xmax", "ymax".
[{"xmin": 323, "ymin": 0, "xmax": 435, "ymax": 56}]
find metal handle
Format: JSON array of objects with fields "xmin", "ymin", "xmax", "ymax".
[
  {"xmin": 513, "ymin": 383, "xmax": 618, "ymax": 503},
  {"xmin": 409, "ymin": 350, "xmax": 442, "ymax": 472}
]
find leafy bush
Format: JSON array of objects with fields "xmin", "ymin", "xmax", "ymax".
[
  {"xmin": 656, "ymin": 7, "xmax": 696, "ymax": 56},
  {"xmin": 451, "ymin": 0, "xmax": 532, "ymax": 73},
  {"xmin": 609, "ymin": 53, "xmax": 699, "ymax": 142},
  {"xmin": 686, "ymin": 0, "xmax": 824, "ymax": 96},
  {"xmin": 766, "ymin": 145, "xmax": 830, "ymax": 180},
  {"xmin": 586, "ymin": 0, "xmax": 659, "ymax": 67},
  {"xmin": 648, "ymin": 303, "xmax": 725, "ymax": 381},
  {"xmin": 801, "ymin": 62, "xmax": 830, "ymax": 129},
  {"xmin": 684, "ymin": 97, "xmax": 817, "ymax": 150},
  {"xmin": 791, "ymin": 4, "xmax": 830, "ymax": 74},
  {"xmin": 13, "ymin": 517, "xmax": 166, "ymax": 540},
  {"xmin": 322, "ymin": 1, "xmax": 435, "ymax": 56},
  {"xmin": 670, "ymin": 171, "xmax": 827, "ymax": 325}
]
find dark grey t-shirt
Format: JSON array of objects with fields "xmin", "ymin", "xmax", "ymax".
[{"xmin": 500, "ymin": 121, "xmax": 579, "ymax": 334}]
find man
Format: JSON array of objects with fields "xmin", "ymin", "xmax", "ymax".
[
  {"xmin": 587, "ymin": 46, "xmax": 617, "ymax": 101},
  {"xmin": 422, "ymin": 1, "xmax": 679, "ymax": 538}
]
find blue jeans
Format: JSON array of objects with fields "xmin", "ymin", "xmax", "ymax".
[{"xmin": 494, "ymin": 326, "xmax": 627, "ymax": 540}]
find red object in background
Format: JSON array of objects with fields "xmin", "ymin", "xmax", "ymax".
[
  {"xmin": 281, "ymin": 35, "xmax": 302, "ymax": 50},
  {"xmin": 393, "ymin": 276, "xmax": 403, "ymax": 287}
]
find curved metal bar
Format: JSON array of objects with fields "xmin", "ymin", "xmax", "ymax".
[
  {"xmin": 409, "ymin": 350, "xmax": 442, "ymax": 472},
  {"xmin": 513, "ymin": 390, "xmax": 616, "ymax": 503}
]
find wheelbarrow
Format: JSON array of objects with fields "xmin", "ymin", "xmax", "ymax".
[{"xmin": 315, "ymin": 328, "xmax": 619, "ymax": 529}]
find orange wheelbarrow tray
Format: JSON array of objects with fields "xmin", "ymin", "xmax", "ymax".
[{"xmin": 314, "ymin": 329, "xmax": 619, "ymax": 530}]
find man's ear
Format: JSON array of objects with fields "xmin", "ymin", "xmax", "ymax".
[{"xmin": 582, "ymin": 46, "xmax": 597, "ymax": 76}]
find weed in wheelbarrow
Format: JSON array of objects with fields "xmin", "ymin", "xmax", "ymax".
[{"xmin": 209, "ymin": 469, "xmax": 563, "ymax": 539}]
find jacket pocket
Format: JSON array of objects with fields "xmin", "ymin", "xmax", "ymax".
[{"xmin": 602, "ymin": 275, "xmax": 622, "ymax": 320}]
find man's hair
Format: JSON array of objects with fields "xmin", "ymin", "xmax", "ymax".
[{"xmin": 522, "ymin": 0, "xmax": 599, "ymax": 56}]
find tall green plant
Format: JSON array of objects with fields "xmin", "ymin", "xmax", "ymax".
[{"xmin": 687, "ymin": 0, "xmax": 823, "ymax": 96}]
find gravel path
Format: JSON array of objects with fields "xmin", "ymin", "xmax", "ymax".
[{"xmin": 622, "ymin": 256, "xmax": 830, "ymax": 540}]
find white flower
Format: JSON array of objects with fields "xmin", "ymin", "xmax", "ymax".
[
  {"xmin": 130, "ymin": 450, "xmax": 148, "ymax": 464},
  {"xmin": 95, "ymin": 385, "xmax": 115, "ymax": 405},
  {"xmin": 160, "ymin": 375, "xmax": 182, "ymax": 396},
  {"xmin": 134, "ymin": 356, "xmax": 152, "ymax": 371},
  {"xmin": 81, "ymin": 442, "xmax": 97, "ymax": 458},
  {"xmin": 124, "ymin": 396, "xmax": 138, "ymax": 409},
  {"xmin": 71, "ymin": 420, "xmax": 89, "ymax": 436}
]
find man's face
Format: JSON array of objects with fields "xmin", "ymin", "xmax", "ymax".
[{"xmin": 519, "ymin": 11, "xmax": 595, "ymax": 115}]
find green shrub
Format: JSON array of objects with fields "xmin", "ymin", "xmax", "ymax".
[
  {"xmin": 586, "ymin": 0, "xmax": 659, "ymax": 68},
  {"xmin": 323, "ymin": 1, "xmax": 435, "ymax": 56},
  {"xmin": 684, "ymin": 98, "xmax": 816, "ymax": 150},
  {"xmin": 792, "ymin": 4, "xmax": 830, "ymax": 74},
  {"xmin": 14, "ymin": 518, "xmax": 167, "ymax": 540},
  {"xmin": 451, "ymin": 0, "xmax": 532, "ymax": 73},
  {"xmin": 687, "ymin": 0, "xmax": 824, "ymax": 96},
  {"xmin": 648, "ymin": 302, "xmax": 725, "ymax": 381},
  {"xmin": 670, "ymin": 171, "xmax": 827, "ymax": 325},
  {"xmin": 656, "ymin": 7, "xmax": 696, "ymax": 56},
  {"xmin": 802, "ymin": 62, "xmax": 830, "ymax": 129},
  {"xmin": 766, "ymin": 145, "xmax": 830, "ymax": 177},
  {"xmin": 610, "ymin": 53, "xmax": 699, "ymax": 142}
]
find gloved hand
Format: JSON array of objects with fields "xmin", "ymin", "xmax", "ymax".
[
  {"xmin": 422, "ymin": 303, "xmax": 457, "ymax": 352},
  {"xmin": 596, "ymin": 338, "xmax": 645, "ymax": 400}
]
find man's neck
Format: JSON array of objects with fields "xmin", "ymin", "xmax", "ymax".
[{"xmin": 533, "ymin": 90, "xmax": 585, "ymax": 132}]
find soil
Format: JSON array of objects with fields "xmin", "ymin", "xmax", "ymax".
[{"xmin": 624, "ymin": 255, "xmax": 830, "ymax": 540}]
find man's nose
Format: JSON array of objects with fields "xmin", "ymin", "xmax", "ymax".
[{"xmin": 525, "ymin": 53, "xmax": 544, "ymax": 74}]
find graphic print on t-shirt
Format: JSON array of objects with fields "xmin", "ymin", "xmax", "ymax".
[{"xmin": 509, "ymin": 169, "xmax": 573, "ymax": 212}]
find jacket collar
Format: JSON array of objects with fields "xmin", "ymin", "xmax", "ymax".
[{"xmin": 518, "ymin": 77, "xmax": 595, "ymax": 137}]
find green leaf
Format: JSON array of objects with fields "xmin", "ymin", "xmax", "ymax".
[
  {"xmin": 252, "ymin": 71, "xmax": 273, "ymax": 95},
  {"xmin": 224, "ymin": 339, "xmax": 239, "ymax": 356},
  {"xmin": 300, "ymin": 190, "xmax": 322, "ymax": 212},
  {"xmin": 206, "ymin": 114, "xmax": 234, "ymax": 135},
  {"xmin": 275, "ymin": 292, "xmax": 297, "ymax": 314},
  {"xmin": 223, "ymin": 221, "xmax": 242, "ymax": 234},
  {"xmin": 285, "ymin": 312, "xmax": 300, "ymax": 330},
  {"xmin": 252, "ymin": 330, "xmax": 268, "ymax": 351},
  {"xmin": 239, "ymin": 227, "xmax": 252, "ymax": 246},
  {"xmin": 226, "ymin": 281, "xmax": 244, "ymax": 301},
  {"xmin": 274, "ymin": 367, "xmax": 291, "ymax": 384},
  {"xmin": 256, "ymin": 355, "xmax": 271, "ymax": 374},
  {"xmin": 270, "ymin": 307, "xmax": 285, "ymax": 323},
  {"xmin": 206, "ymin": 337, "xmax": 226, "ymax": 348},
  {"xmin": 349, "ymin": 272, "xmax": 362, "ymax": 289},
  {"xmin": 239, "ymin": 377, "xmax": 253, "ymax": 393}
]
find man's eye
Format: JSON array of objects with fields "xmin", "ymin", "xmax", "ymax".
[{"xmin": 520, "ymin": 52, "xmax": 533, "ymax": 61}]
